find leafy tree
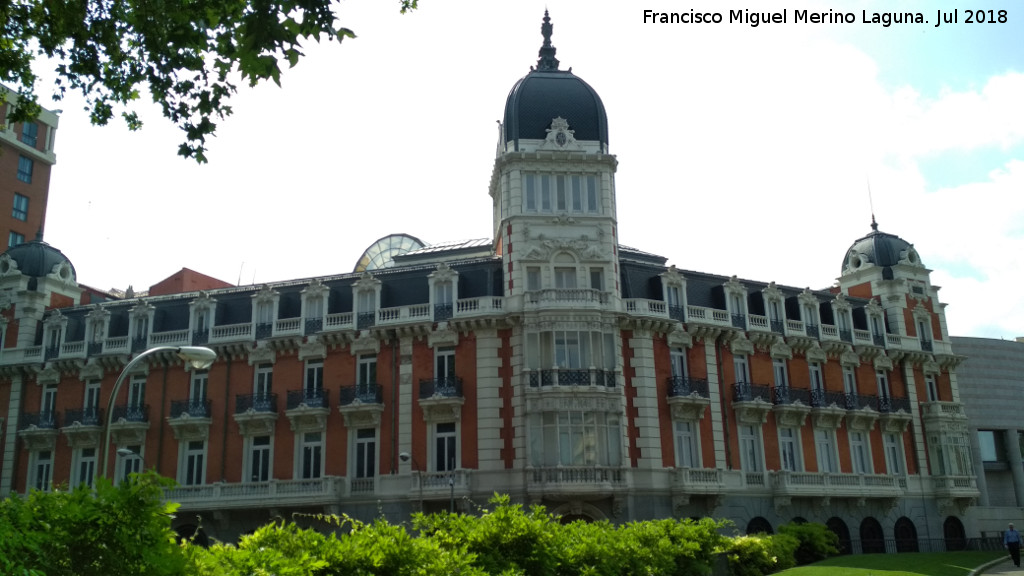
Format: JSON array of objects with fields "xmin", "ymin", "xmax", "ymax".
[
  {"xmin": 1, "ymin": 0, "xmax": 418, "ymax": 161},
  {"xmin": 0, "ymin": 471, "xmax": 184, "ymax": 576}
]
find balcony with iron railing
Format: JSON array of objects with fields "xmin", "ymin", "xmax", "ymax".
[
  {"xmin": 111, "ymin": 404, "xmax": 149, "ymax": 423},
  {"xmin": 526, "ymin": 288, "xmax": 609, "ymax": 311},
  {"xmin": 339, "ymin": 384, "xmax": 383, "ymax": 405},
  {"xmin": 236, "ymin": 393, "xmax": 278, "ymax": 414},
  {"xmin": 19, "ymin": 410, "xmax": 59, "ymax": 430},
  {"xmin": 64, "ymin": 407, "xmax": 103, "ymax": 426},
  {"xmin": 526, "ymin": 369, "xmax": 617, "ymax": 388},
  {"xmin": 667, "ymin": 376, "xmax": 711, "ymax": 420},
  {"xmin": 286, "ymin": 388, "xmax": 330, "ymax": 410},
  {"xmin": 419, "ymin": 377, "xmax": 462, "ymax": 400},
  {"xmin": 170, "ymin": 398, "xmax": 212, "ymax": 419},
  {"xmin": 733, "ymin": 382, "xmax": 772, "ymax": 403}
]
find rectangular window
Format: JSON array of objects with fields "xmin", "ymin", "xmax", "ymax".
[
  {"xmin": 850, "ymin": 431, "xmax": 871, "ymax": 474},
  {"xmin": 434, "ymin": 281, "xmax": 453, "ymax": 305},
  {"xmin": 129, "ymin": 375, "xmax": 146, "ymax": 408},
  {"xmin": 540, "ymin": 174, "xmax": 551, "ymax": 211},
  {"xmin": 925, "ymin": 374, "xmax": 938, "ymax": 402},
  {"xmin": 306, "ymin": 296, "xmax": 323, "ymax": 320},
  {"xmin": 357, "ymin": 354, "xmax": 377, "ymax": 392},
  {"xmin": 779, "ymin": 428, "xmax": 801, "ymax": 472},
  {"xmin": 670, "ymin": 348, "xmax": 688, "ymax": 379},
  {"xmin": 32, "ymin": 450, "xmax": 53, "ymax": 491},
  {"xmin": 586, "ymin": 175, "xmax": 598, "ymax": 213},
  {"xmin": 8, "ymin": 231, "xmax": 25, "ymax": 247},
  {"xmin": 570, "ymin": 175, "xmax": 583, "ymax": 211},
  {"xmin": 435, "ymin": 347, "xmax": 455, "ymax": 381},
  {"xmin": 773, "ymin": 359, "xmax": 788, "ymax": 388},
  {"xmin": 842, "ymin": 366, "xmax": 857, "ymax": 395},
  {"xmin": 20, "ymin": 122, "xmax": 38, "ymax": 147},
  {"xmin": 675, "ymin": 420, "xmax": 698, "ymax": 468},
  {"xmin": 41, "ymin": 384, "xmax": 57, "ymax": 419},
  {"xmin": 435, "ymin": 422, "xmax": 457, "ymax": 471},
  {"xmin": 589, "ymin": 268, "xmax": 604, "ymax": 291},
  {"xmin": 301, "ymin": 432, "xmax": 323, "ymax": 479},
  {"xmin": 733, "ymin": 355, "xmax": 750, "ymax": 384},
  {"xmin": 12, "ymin": 194, "xmax": 28, "ymax": 221},
  {"xmin": 977, "ymin": 430, "xmax": 1001, "ymax": 462},
  {"xmin": 526, "ymin": 267, "xmax": 541, "ymax": 291},
  {"xmin": 815, "ymin": 429, "xmax": 837, "ymax": 473},
  {"xmin": 554, "ymin": 267, "xmax": 576, "ymax": 289},
  {"xmin": 85, "ymin": 379, "xmax": 101, "ymax": 421},
  {"xmin": 250, "ymin": 436, "xmax": 271, "ymax": 482},
  {"xmin": 525, "ymin": 173, "xmax": 536, "ymax": 211},
  {"xmin": 884, "ymin": 433, "xmax": 904, "ymax": 475},
  {"xmin": 16, "ymin": 155, "xmax": 33, "ymax": 183},
  {"xmin": 738, "ymin": 425, "xmax": 762, "ymax": 472},
  {"xmin": 255, "ymin": 363, "xmax": 273, "ymax": 397},
  {"xmin": 555, "ymin": 174, "xmax": 567, "ymax": 211},
  {"xmin": 876, "ymin": 370, "xmax": 890, "ymax": 399},
  {"xmin": 809, "ymin": 362, "xmax": 824, "ymax": 391},
  {"xmin": 183, "ymin": 440, "xmax": 206, "ymax": 485},
  {"xmin": 76, "ymin": 447, "xmax": 97, "ymax": 489},
  {"xmin": 190, "ymin": 371, "xmax": 208, "ymax": 401},
  {"xmin": 304, "ymin": 359, "xmax": 323, "ymax": 394},
  {"xmin": 355, "ymin": 428, "xmax": 376, "ymax": 478},
  {"xmin": 535, "ymin": 411, "xmax": 621, "ymax": 466},
  {"xmin": 118, "ymin": 445, "xmax": 142, "ymax": 484}
]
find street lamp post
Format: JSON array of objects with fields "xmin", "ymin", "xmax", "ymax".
[{"xmin": 99, "ymin": 345, "xmax": 217, "ymax": 479}]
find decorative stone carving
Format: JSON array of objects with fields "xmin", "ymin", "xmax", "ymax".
[
  {"xmin": 298, "ymin": 336, "xmax": 327, "ymax": 360},
  {"xmin": 840, "ymin": 348, "xmax": 860, "ymax": 368},
  {"xmin": 349, "ymin": 333, "xmax": 379, "ymax": 356},
  {"xmin": 234, "ymin": 411, "xmax": 278, "ymax": 437},
  {"xmin": 36, "ymin": 365, "xmax": 61, "ymax": 386},
  {"xmin": 338, "ymin": 403, "xmax": 384, "ymax": 428},
  {"xmin": 522, "ymin": 234, "xmax": 605, "ymax": 262},
  {"xmin": 286, "ymin": 405, "xmax": 330, "ymax": 433},
  {"xmin": 879, "ymin": 411, "xmax": 912, "ymax": 433},
  {"xmin": 19, "ymin": 427, "xmax": 58, "ymax": 451},
  {"xmin": 420, "ymin": 398, "xmax": 465, "ymax": 424},
  {"xmin": 109, "ymin": 420, "xmax": 149, "ymax": 446},
  {"xmin": 666, "ymin": 329, "xmax": 692, "ymax": 349},
  {"xmin": 734, "ymin": 398, "xmax": 772, "ymax": 425},
  {"xmin": 769, "ymin": 341, "xmax": 793, "ymax": 360},
  {"xmin": 772, "ymin": 402, "xmax": 810, "ymax": 428},
  {"xmin": 846, "ymin": 407, "xmax": 879, "ymax": 432},
  {"xmin": 811, "ymin": 405, "xmax": 846, "ymax": 429},
  {"xmin": 248, "ymin": 344, "xmax": 276, "ymax": 366},
  {"xmin": 428, "ymin": 325, "xmax": 459, "ymax": 348},
  {"xmin": 873, "ymin": 355, "xmax": 893, "ymax": 371},
  {"xmin": 729, "ymin": 336, "xmax": 755, "ymax": 356},
  {"xmin": 667, "ymin": 395, "xmax": 710, "ymax": 421},
  {"xmin": 62, "ymin": 421, "xmax": 102, "ymax": 448},
  {"xmin": 539, "ymin": 117, "xmax": 584, "ymax": 151},
  {"xmin": 167, "ymin": 413, "xmax": 212, "ymax": 441},
  {"xmin": 79, "ymin": 359, "xmax": 105, "ymax": 381}
]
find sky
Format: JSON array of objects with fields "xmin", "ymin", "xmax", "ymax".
[{"xmin": 30, "ymin": 0, "xmax": 1024, "ymax": 339}]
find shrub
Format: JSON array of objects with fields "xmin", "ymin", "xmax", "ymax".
[
  {"xmin": 777, "ymin": 522, "xmax": 839, "ymax": 565},
  {"xmin": 725, "ymin": 533, "xmax": 799, "ymax": 576}
]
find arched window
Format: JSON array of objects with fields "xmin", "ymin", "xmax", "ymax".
[
  {"xmin": 860, "ymin": 517, "xmax": 885, "ymax": 554},
  {"xmin": 747, "ymin": 517, "xmax": 773, "ymax": 535},
  {"xmin": 943, "ymin": 516, "xmax": 967, "ymax": 551},
  {"xmin": 827, "ymin": 517, "xmax": 852, "ymax": 555},
  {"xmin": 894, "ymin": 517, "xmax": 919, "ymax": 552}
]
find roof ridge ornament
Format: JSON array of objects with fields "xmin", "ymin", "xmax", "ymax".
[{"xmin": 536, "ymin": 10, "xmax": 560, "ymax": 71}]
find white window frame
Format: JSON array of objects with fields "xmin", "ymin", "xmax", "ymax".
[
  {"xmin": 41, "ymin": 384, "xmax": 57, "ymax": 417},
  {"xmin": 733, "ymin": 354, "xmax": 750, "ymax": 384},
  {"xmin": 842, "ymin": 366, "xmax": 857, "ymax": 395},
  {"xmin": 128, "ymin": 374, "xmax": 146, "ymax": 408},
  {"xmin": 432, "ymin": 422, "xmax": 458, "ymax": 472},
  {"xmin": 773, "ymin": 358, "xmax": 789, "ymax": 388},
  {"xmin": 72, "ymin": 447, "xmax": 97, "ymax": 489},
  {"xmin": 353, "ymin": 428, "xmax": 377, "ymax": 478},
  {"xmin": 674, "ymin": 420, "xmax": 700, "ymax": 468},
  {"xmin": 809, "ymin": 362, "xmax": 824, "ymax": 392},
  {"xmin": 84, "ymin": 379, "xmax": 101, "ymax": 413},
  {"xmin": 245, "ymin": 435, "xmax": 273, "ymax": 483},
  {"xmin": 526, "ymin": 266, "xmax": 541, "ymax": 291},
  {"xmin": 884, "ymin": 433, "xmax": 904, "ymax": 475},
  {"xmin": 297, "ymin": 431, "xmax": 324, "ymax": 479},
  {"xmin": 925, "ymin": 374, "xmax": 938, "ymax": 402},
  {"xmin": 190, "ymin": 371, "xmax": 208, "ymax": 401},
  {"xmin": 435, "ymin": 347, "xmax": 455, "ymax": 381},
  {"xmin": 304, "ymin": 359, "xmax": 324, "ymax": 394},
  {"xmin": 255, "ymin": 363, "xmax": 273, "ymax": 397},
  {"xmin": 849, "ymin": 430, "xmax": 872, "ymax": 474},
  {"xmin": 29, "ymin": 450, "xmax": 53, "ymax": 492},
  {"xmin": 738, "ymin": 424, "xmax": 763, "ymax": 472},
  {"xmin": 876, "ymin": 369, "xmax": 891, "ymax": 400},
  {"xmin": 529, "ymin": 411, "xmax": 622, "ymax": 467},
  {"xmin": 179, "ymin": 440, "xmax": 207, "ymax": 486},
  {"xmin": 779, "ymin": 427, "xmax": 802, "ymax": 472},
  {"xmin": 670, "ymin": 347, "xmax": 688, "ymax": 379},
  {"xmin": 522, "ymin": 173, "xmax": 600, "ymax": 214},
  {"xmin": 815, "ymin": 429, "xmax": 838, "ymax": 473},
  {"xmin": 554, "ymin": 267, "xmax": 577, "ymax": 289},
  {"xmin": 116, "ymin": 445, "xmax": 143, "ymax": 485}
]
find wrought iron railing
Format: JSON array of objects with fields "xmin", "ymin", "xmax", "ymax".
[
  {"xmin": 419, "ymin": 377, "xmax": 462, "ymax": 399},
  {"xmin": 668, "ymin": 305, "xmax": 686, "ymax": 322},
  {"xmin": 733, "ymin": 382, "xmax": 771, "ymax": 402},
  {"xmin": 805, "ymin": 323, "xmax": 820, "ymax": 338},
  {"xmin": 236, "ymin": 393, "xmax": 278, "ymax": 414},
  {"xmin": 731, "ymin": 313, "xmax": 746, "ymax": 329},
  {"xmin": 112, "ymin": 404, "xmax": 149, "ymax": 422},
  {"xmin": 64, "ymin": 407, "xmax": 103, "ymax": 426},
  {"xmin": 878, "ymin": 396, "xmax": 911, "ymax": 413},
  {"xmin": 920, "ymin": 339, "xmax": 933, "ymax": 352},
  {"xmin": 192, "ymin": 330, "xmax": 209, "ymax": 345},
  {"xmin": 339, "ymin": 384, "xmax": 383, "ymax": 405},
  {"xmin": 526, "ymin": 369, "xmax": 617, "ymax": 388},
  {"xmin": 434, "ymin": 303, "xmax": 453, "ymax": 322},
  {"xmin": 357, "ymin": 312, "xmax": 375, "ymax": 330},
  {"xmin": 772, "ymin": 385, "xmax": 809, "ymax": 405},
  {"xmin": 170, "ymin": 398, "xmax": 212, "ymax": 418},
  {"xmin": 872, "ymin": 333, "xmax": 886, "ymax": 347},
  {"xmin": 255, "ymin": 323, "xmax": 273, "ymax": 339},
  {"xmin": 286, "ymin": 388, "xmax": 329, "ymax": 410},
  {"xmin": 19, "ymin": 410, "xmax": 59, "ymax": 430},
  {"xmin": 666, "ymin": 376, "xmax": 709, "ymax": 398},
  {"xmin": 304, "ymin": 318, "xmax": 323, "ymax": 335},
  {"xmin": 839, "ymin": 329, "xmax": 853, "ymax": 343},
  {"xmin": 770, "ymin": 320, "xmax": 785, "ymax": 334}
]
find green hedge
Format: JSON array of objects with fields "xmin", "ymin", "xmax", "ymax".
[{"xmin": 5, "ymin": 479, "xmax": 844, "ymax": 576}]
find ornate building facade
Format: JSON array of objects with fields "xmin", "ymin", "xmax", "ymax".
[{"xmin": 0, "ymin": 14, "xmax": 982, "ymax": 550}]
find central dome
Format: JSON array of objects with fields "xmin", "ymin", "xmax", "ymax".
[{"xmin": 503, "ymin": 12, "xmax": 608, "ymax": 152}]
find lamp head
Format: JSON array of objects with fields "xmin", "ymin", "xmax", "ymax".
[
  {"xmin": 399, "ymin": 451, "xmax": 411, "ymax": 463},
  {"xmin": 177, "ymin": 346, "xmax": 217, "ymax": 370},
  {"xmin": 117, "ymin": 447, "xmax": 139, "ymax": 458}
]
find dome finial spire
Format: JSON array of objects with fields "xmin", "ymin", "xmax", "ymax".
[
  {"xmin": 536, "ymin": 10, "xmax": 560, "ymax": 71},
  {"xmin": 870, "ymin": 214, "xmax": 878, "ymax": 231}
]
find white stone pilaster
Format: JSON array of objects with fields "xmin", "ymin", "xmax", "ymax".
[
  {"xmin": 903, "ymin": 364, "xmax": 929, "ymax": 476},
  {"xmin": 397, "ymin": 336, "xmax": 414, "ymax": 474},
  {"xmin": 1, "ymin": 374, "xmax": 24, "ymax": 496},
  {"xmin": 705, "ymin": 342, "xmax": 726, "ymax": 468},
  {"xmin": 476, "ymin": 328, "xmax": 507, "ymax": 471},
  {"xmin": 628, "ymin": 329, "xmax": 661, "ymax": 468}
]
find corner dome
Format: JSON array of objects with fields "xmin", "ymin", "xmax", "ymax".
[
  {"xmin": 842, "ymin": 219, "xmax": 922, "ymax": 276},
  {"xmin": 503, "ymin": 12, "xmax": 608, "ymax": 152},
  {"xmin": 0, "ymin": 235, "xmax": 77, "ymax": 281}
]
